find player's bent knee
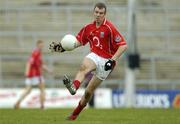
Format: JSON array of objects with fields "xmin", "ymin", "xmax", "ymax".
[
  {"xmin": 79, "ymin": 64, "xmax": 90, "ymax": 74},
  {"xmin": 79, "ymin": 64, "xmax": 87, "ymax": 71}
]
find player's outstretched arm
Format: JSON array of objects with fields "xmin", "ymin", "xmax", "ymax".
[
  {"xmin": 42, "ymin": 64, "xmax": 53, "ymax": 74},
  {"xmin": 111, "ymin": 45, "xmax": 128, "ymax": 61}
]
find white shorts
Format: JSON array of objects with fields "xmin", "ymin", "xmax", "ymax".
[
  {"xmin": 86, "ymin": 52, "xmax": 112, "ymax": 80},
  {"xmin": 25, "ymin": 76, "xmax": 45, "ymax": 86}
]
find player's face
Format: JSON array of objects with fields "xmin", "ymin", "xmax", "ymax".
[
  {"xmin": 93, "ymin": 7, "xmax": 106, "ymax": 24},
  {"xmin": 38, "ymin": 42, "xmax": 44, "ymax": 50}
]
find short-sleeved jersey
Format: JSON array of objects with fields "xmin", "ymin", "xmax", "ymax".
[
  {"xmin": 76, "ymin": 19, "xmax": 126, "ymax": 59},
  {"xmin": 26, "ymin": 48, "xmax": 42, "ymax": 77}
]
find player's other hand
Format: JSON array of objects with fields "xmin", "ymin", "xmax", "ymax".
[
  {"xmin": 47, "ymin": 68, "xmax": 53, "ymax": 74},
  {"xmin": 104, "ymin": 59, "xmax": 116, "ymax": 71},
  {"xmin": 49, "ymin": 42, "xmax": 65, "ymax": 53}
]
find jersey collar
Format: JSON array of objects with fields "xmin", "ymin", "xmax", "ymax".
[{"xmin": 93, "ymin": 18, "xmax": 107, "ymax": 27}]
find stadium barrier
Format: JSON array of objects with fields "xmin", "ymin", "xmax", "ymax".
[
  {"xmin": 0, "ymin": 88, "xmax": 180, "ymax": 108},
  {"xmin": 112, "ymin": 89, "xmax": 180, "ymax": 108},
  {"xmin": 0, "ymin": 88, "xmax": 111, "ymax": 108}
]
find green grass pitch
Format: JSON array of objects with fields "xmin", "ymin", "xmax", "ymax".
[{"xmin": 0, "ymin": 108, "xmax": 180, "ymax": 124}]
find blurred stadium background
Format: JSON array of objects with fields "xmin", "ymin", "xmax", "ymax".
[{"xmin": 0, "ymin": 0, "xmax": 180, "ymax": 109}]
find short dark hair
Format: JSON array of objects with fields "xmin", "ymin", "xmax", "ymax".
[
  {"xmin": 94, "ymin": 2, "xmax": 107, "ymax": 14},
  {"xmin": 36, "ymin": 40, "xmax": 43, "ymax": 45}
]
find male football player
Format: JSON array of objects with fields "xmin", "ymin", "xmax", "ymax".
[
  {"xmin": 50, "ymin": 2, "xmax": 127, "ymax": 120},
  {"xmin": 14, "ymin": 40, "xmax": 52, "ymax": 109}
]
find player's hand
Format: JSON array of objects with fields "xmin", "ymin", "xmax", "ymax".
[
  {"xmin": 104, "ymin": 59, "xmax": 116, "ymax": 71},
  {"xmin": 49, "ymin": 42, "xmax": 65, "ymax": 53},
  {"xmin": 47, "ymin": 68, "xmax": 53, "ymax": 74}
]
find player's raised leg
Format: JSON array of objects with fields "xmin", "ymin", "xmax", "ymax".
[
  {"xmin": 14, "ymin": 85, "xmax": 32, "ymax": 109},
  {"xmin": 67, "ymin": 75, "xmax": 102, "ymax": 120},
  {"xmin": 63, "ymin": 57, "xmax": 96, "ymax": 95}
]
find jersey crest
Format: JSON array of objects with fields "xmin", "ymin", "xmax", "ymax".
[
  {"xmin": 100, "ymin": 32, "xmax": 104, "ymax": 38},
  {"xmin": 114, "ymin": 35, "xmax": 121, "ymax": 42}
]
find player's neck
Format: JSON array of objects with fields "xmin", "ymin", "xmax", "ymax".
[
  {"xmin": 96, "ymin": 21, "xmax": 102, "ymax": 28},
  {"xmin": 95, "ymin": 18, "xmax": 105, "ymax": 28}
]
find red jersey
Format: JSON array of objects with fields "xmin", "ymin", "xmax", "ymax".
[
  {"xmin": 26, "ymin": 48, "xmax": 42, "ymax": 77},
  {"xmin": 76, "ymin": 19, "xmax": 126, "ymax": 58}
]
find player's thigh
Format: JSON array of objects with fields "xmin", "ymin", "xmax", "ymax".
[
  {"xmin": 86, "ymin": 75, "xmax": 102, "ymax": 92},
  {"xmin": 80, "ymin": 57, "xmax": 96, "ymax": 72}
]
